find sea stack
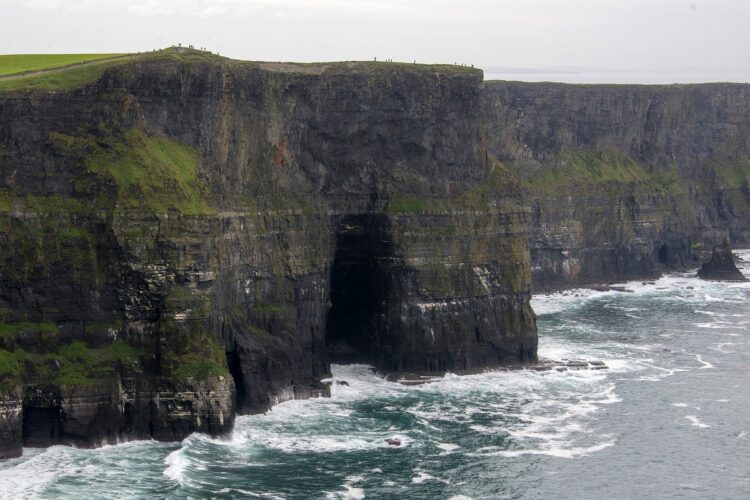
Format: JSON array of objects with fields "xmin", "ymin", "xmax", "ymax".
[{"xmin": 697, "ymin": 240, "xmax": 747, "ymax": 281}]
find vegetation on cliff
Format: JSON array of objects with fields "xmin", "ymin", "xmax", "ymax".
[
  {"xmin": 0, "ymin": 54, "xmax": 125, "ymax": 76},
  {"xmin": 0, "ymin": 329, "xmax": 144, "ymax": 390},
  {"xmin": 519, "ymin": 149, "xmax": 683, "ymax": 196}
]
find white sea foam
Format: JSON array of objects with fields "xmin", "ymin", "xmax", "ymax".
[
  {"xmin": 217, "ymin": 488, "xmax": 285, "ymax": 499},
  {"xmin": 693, "ymin": 354, "xmax": 714, "ymax": 369},
  {"xmin": 436, "ymin": 443, "xmax": 460, "ymax": 453},
  {"xmin": 325, "ymin": 476, "xmax": 366, "ymax": 500},
  {"xmin": 473, "ymin": 439, "xmax": 616, "ymax": 459},
  {"xmin": 411, "ymin": 470, "xmax": 450, "ymax": 485},
  {"xmin": 0, "ymin": 448, "xmax": 61, "ymax": 499},
  {"xmin": 163, "ymin": 448, "xmax": 188, "ymax": 482},
  {"xmin": 684, "ymin": 416, "xmax": 710, "ymax": 429}
]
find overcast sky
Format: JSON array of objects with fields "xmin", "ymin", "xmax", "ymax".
[{"xmin": 2, "ymin": 0, "xmax": 749, "ymax": 82}]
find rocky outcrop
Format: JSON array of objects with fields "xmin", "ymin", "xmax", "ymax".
[
  {"xmin": 0, "ymin": 51, "xmax": 536, "ymax": 456},
  {"xmin": 698, "ymin": 240, "xmax": 746, "ymax": 281},
  {"xmin": 482, "ymin": 81, "xmax": 750, "ymax": 289}
]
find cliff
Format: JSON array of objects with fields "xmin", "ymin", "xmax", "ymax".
[
  {"xmin": 3, "ymin": 49, "xmax": 749, "ymax": 458},
  {"xmin": 483, "ymin": 81, "xmax": 750, "ymax": 289},
  {"xmin": 0, "ymin": 50, "xmax": 536, "ymax": 457}
]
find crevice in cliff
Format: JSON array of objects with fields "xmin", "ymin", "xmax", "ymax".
[{"xmin": 325, "ymin": 214, "xmax": 393, "ymax": 365}]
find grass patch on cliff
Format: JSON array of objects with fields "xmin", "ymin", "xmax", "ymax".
[
  {"xmin": 255, "ymin": 303, "xmax": 283, "ymax": 315},
  {"xmin": 0, "ymin": 190, "xmax": 11, "ymax": 211},
  {"xmin": 91, "ymin": 130, "xmax": 213, "ymax": 214},
  {"xmin": 0, "ymin": 339, "xmax": 145, "ymax": 388},
  {"xmin": 386, "ymin": 197, "xmax": 454, "ymax": 214},
  {"xmin": 172, "ymin": 337, "xmax": 229, "ymax": 380},
  {"xmin": 711, "ymin": 161, "xmax": 750, "ymax": 188},
  {"xmin": 47, "ymin": 129, "xmax": 214, "ymax": 215},
  {"xmin": 520, "ymin": 150, "xmax": 682, "ymax": 195},
  {"xmin": 0, "ymin": 349, "xmax": 21, "ymax": 378},
  {"xmin": 248, "ymin": 325, "xmax": 272, "ymax": 337},
  {"xmin": 0, "ymin": 54, "xmax": 124, "ymax": 76},
  {"xmin": 0, "ymin": 322, "xmax": 58, "ymax": 339}
]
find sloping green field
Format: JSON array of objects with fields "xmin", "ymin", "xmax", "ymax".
[{"xmin": 0, "ymin": 53, "xmax": 124, "ymax": 76}]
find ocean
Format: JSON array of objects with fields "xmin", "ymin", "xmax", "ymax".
[{"xmin": 1, "ymin": 251, "xmax": 749, "ymax": 499}]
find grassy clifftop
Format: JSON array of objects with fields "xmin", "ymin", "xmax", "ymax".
[
  {"xmin": 0, "ymin": 53, "xmax": 125, "ymax": 76},
  {"xmin": 0, "ymin": 49, "xmax": 223, "ymax": 92},
  {"xmin": 0, "ymin": 48, "xmax": 481, "ymax": 93}
]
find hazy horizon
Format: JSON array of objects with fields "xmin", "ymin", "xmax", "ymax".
[{"xmin": 2, "ymin": 0, "xmax": 750, "ymax": 84}]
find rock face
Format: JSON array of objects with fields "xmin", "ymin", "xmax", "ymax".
[
  {"xmin": 0, "ymin": 51, "xmax": 536, "ymax": 456},
  {"xmin": 483, "ymin": 81, "xmax": 750, "ymax": 289},
  {"xmin": 698, "ymin": 241, "xmax": 746, "ymax": 281}
]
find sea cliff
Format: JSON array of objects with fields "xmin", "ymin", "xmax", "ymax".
[
  {"xmin": 1, "ymin": 50, "xmax": 749, "ymax": 458},
  {"xmin": 0, "ymin": 50, "xmax": 536, "ymax": 457},
  {"xmin": 483, "ymin": 81, "xmax": 750, "ymax": 289}
]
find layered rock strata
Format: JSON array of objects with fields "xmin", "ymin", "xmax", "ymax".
[
  {"xmin": 483, "ymin": 81, "xmax": 750, "ymax": 289},
  {"xmin": 0, "ymin": 52, "xmax": 536, "ymax": 457}
]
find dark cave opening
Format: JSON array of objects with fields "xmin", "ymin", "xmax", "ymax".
[
  {"xmin": 325, "ymin": 214, "xmax": 393, "ymax": 364},
  {"xmin": 22, "ymin": 405, "xmax": 63, "ymax": 447},
  {"xmin": 658, "ymin": 243, "xmax": 669, "ymax": 265},
  {"xmin": 226, "ymin": 345, "xmax": 247, "ymax": 411}
]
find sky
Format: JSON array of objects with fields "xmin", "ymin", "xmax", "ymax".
[{"xmin": 2, "ymin": 0, "xmax": 749, "ymax": 82}]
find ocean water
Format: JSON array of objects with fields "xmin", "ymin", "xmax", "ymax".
[
  {"xmin": 482, "ymin": 69, "xmax": 750, "ymax": 84},
  {"xmin": 2, "ymin": 252, "xmax": 750, "ymax": 499}
]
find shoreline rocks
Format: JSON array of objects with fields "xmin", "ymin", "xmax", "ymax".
[{"xmin": 697, "ymin": 241, "xmax": 747, "ymax": 281}]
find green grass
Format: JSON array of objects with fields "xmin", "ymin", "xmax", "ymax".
[
  {"xmin": 386, "ymin": 196, "xmax": 459, "ymax": 215},
  {"xmin": 711, "ymin": 161, "xmax": 750, "ymax": 188},
  {"xmin": 0, "ymin": 48, "xmax": 475, "ymax": 94},
  {"xmin": 255, "ymin": 303, "xmax": 283, "ymax": 315},
  {"xmin": 0, "ymin": 338, "xmax": 145, "ymax": 388},
  {"xmin": 520, "ymin": 150, "xmax": 682, "ymax": 195},
  {"xmin": 47, "ymin": 128, "xmax": 214, "ymax": 215},
  {"xmin": 0, "ymin": 322, "xmax": 58, "ymax": 340},
  {"xmin": 0, "ymin": 57, "xmax": 133, "ymax": 92},
  {"xmin": 248, "ymin": 325, "xmax": 271, "ymax": 337},
  {"xmin": 0, "ymin": 349, "xmax": 21, "ymax": 378},
  {"xmin": 0, "ymin": 54, "xmax": 124, "ymax": 76},
  {"xmin": 320, "ymin": 60, "xmax": 481, "ymax": 77},
  {"xmin": 0, "ymin": 49, "xmax": 223, "ymax": 93},
  {"xmin": 107, "ymin": 340, "xmax": 142, "ymax": 365},
  {"xmin": 92, "ymin": 129, "xmax": 213, "ymax": 214},
  {"xmin": 172, "ymin": 338, "xmax": 229, "ymax": 380},
  {"xmin": 387, "ymin": 162, "xmax": 520, "ymax": 214},
  {"xmin": 387, "ymin": 198, "xmax": 430, "ymax": 214},
  {"xmin": 0, "ymin": 190, "xmax": 10, "ymax": 211}
]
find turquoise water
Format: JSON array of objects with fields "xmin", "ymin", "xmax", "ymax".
[{"xmin": 2, "ymin": 252, "xmax": 749, "ymax": 499}]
